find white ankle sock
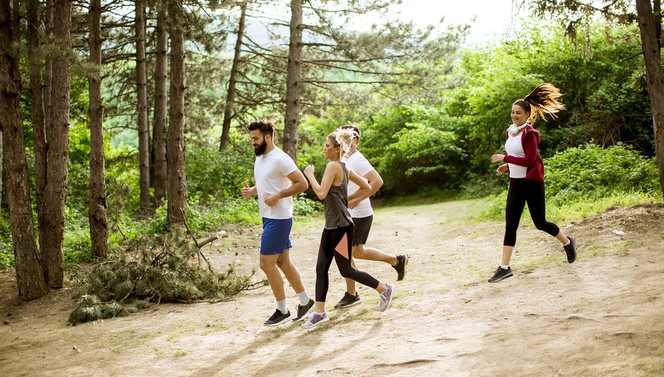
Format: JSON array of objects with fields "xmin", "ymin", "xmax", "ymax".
[
  {"xmin": 296, "ymin": 290, "xmax": 310, "ymax": 306},
  {"xmin": 500, "ymin": 265, "xmax": 509, "ymax": 270},
  {"xmin": 564, "ymin": 239, "xmax": 571, "ymax": 246},
  {"xmin": 276, "ymin": 299, "xmax": 287, "ymax": 314}
]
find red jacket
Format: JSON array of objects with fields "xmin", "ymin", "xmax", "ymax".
[{"xmin": 503, "ymin": 125, "xmax": 545, "ymax": 182}]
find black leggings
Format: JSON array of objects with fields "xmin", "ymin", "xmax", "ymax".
[
  {"xmin": 504, "ymin": 178, "xmax": 560, "ymax": 247},
  {"xmin": 315, "ymin": 225, "xmax": 380, "ymax": 302}
]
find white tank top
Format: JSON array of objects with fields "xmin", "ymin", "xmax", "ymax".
[{"xmin": 505, "ymin": 132, "xmax": 527, "ymax": 179}]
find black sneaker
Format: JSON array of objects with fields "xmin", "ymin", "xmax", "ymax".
[
  {"xmin": 393, "ymin": 254, "xmax": 409, "ymax": 281},
  {"xmin": 292, "ymin": 299, "xmax": 315, "ymax": 322},
  {"xmin": 488, "ymin": 266, "xmax": 513, "ymax": 283},
  {"xmin": 564, "ymin": 236, "xmax": 577, "ymax": 263},
  {"xmin": 333, "ymin": 292, "xmax": 361, "ymax": 308},
  {"xmin": 263, "ymin": 309, "xmax": 291, "ymax": 327}
]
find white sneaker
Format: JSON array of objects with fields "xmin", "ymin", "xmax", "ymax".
[
  {"xmin": 301, "ymin": 312, "xmax": 329, "ymax": 329},
  {"xmin": 379, "ymin": 284, "xmax": 395, "ymax": 311}
]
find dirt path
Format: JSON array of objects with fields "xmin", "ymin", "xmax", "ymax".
[{"xmin": 1, "ymin": 200, "xmax": 663, "ymax": 377}]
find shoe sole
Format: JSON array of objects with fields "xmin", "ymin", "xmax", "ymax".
[
  {"xmin": 488, "ymin": 272, "xmax": 513, "ymax": 283},
  {"xmin": 397, "ymin": 255, "xmax": 409, "ymax": 281},
  {"xmin": 263, "ymin": 315, "xmax": 292, "ymax": 327},
  {"xmin": 301, "ymin": 316, "xmax": 329, "ymax": 329},
  {"xmin": 566, "ymin": 237, "xmax": 577, "ymax": 263}
]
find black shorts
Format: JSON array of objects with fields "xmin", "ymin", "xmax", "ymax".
[{"xmin": 351, "ymin": 215, "xmax": 373, "ymax": 246}]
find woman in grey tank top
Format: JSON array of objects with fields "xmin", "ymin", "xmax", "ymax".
[{"xmin": 301, "ymin": 129, "xmax": 396, "ymax": 329}]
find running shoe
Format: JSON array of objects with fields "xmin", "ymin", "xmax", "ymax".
[
  {"xmin": 488, "ymin": 266, "xmax": 513, "ymax": 283},
  {"xmin": 379, "ymin": 284, "xmax": 395, "ymax": 311},
  {"xmin": 393, "ymin": 254, "xmax": 409, "ymax": 281},
  {"xmin": 334, "ymin": 292, "xmax": 361, "ymax": 308},
  {"xmin": 301, "ymin": 312, "xmax": 329, "ymax": 329},
  {"xmin": 263, "ymin": 309, "xmax": 291, "ymax": 327},
  {"xmin": 292, "ymin": 299, "xmax": 315, "ymax": 322},
  {"xmin": 564, "ymin": 236, "xmax": 577, "ymax": 263}
]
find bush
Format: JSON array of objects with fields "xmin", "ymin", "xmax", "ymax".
[{"xmin": 545, "ymin": 143, "xmax": 660, "ymax": 205}]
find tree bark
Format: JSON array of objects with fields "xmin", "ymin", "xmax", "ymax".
[
  {"xmin": 136, "ymin": 0, "xmax": 151, "ymax": 215},
  {"xmin": 41, "ymin": 0, "xmax": 71, "ymax": 288},
  {"xmin": 636, "ymin": 0, "xmax": 664, "ymax": 197},
  {"xmin": 0, "ymin": 0, "xmax": 49, "ymax": 300},
  {"xmin": 151, "ymin": 0, "xmax": 168, "ymax": 208},
  {"xmin": 219, "ymin": 1, "xmax": 247, "ymax": 151},
  {"xmin": 28, "ymin": 0, "xmax": 47, "ymax": 238},
  {"xmin": 167, "ymin": 3, "xmax": 187, "ymax": 226},
  {"xmin": 88, "ymin": 0, "xmax": 108, "ymax": 259},
  {"xmin": 283, "ymin": 0, "xmax": 303, "ymax": 160}
]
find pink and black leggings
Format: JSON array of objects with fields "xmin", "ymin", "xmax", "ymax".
[{"xmin": 315, "ymin": 225, "xmax": 380, "ymax": 302}]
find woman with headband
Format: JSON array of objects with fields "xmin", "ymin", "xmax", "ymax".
[{"xmin": 301, "ymin": 129, "xmax": 396, "ymax": 328}]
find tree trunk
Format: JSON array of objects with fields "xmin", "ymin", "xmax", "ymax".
[
  {"xmin": 219, "ymin": 1, "xmax": 247, "ymax": 151},
  {"xmin": 636, "ymin": 0, "xmax": 664, "ymax": 197},
  {"xmin": 88, "ymin": 0, "xmax": 107, "ymax": 259},
  {"xmin": 41, "ymin": 0, "xmax": 71, "ymax": 289},
  {"xmin": 283, "ymin": 0, "xmax": 303, "ymax": 160},
  {"xmin": 28, "ymin": 0, "xmax": 47, "ymax": 235},
  {"xmin": 151, "ymin": 0, "xmax": 168, "ymax": 208},
  {"xmin": 136, "ymin": 0, "xmax": 151, "ymax": 215},
  {"xmin": 0, "ymin": 0, "xmax": 49, "ymax": 300},
  {"xmin": 167, "ymin": 4, "xmax": 187, "ymax": 226}
]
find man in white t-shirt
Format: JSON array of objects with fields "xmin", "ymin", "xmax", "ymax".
[
  {"xmin": 241, "ymin": 120, "xmax": 314, "ymax": 326},
  {"xmin": 334, "ymin": 124, "xmax": 409, "ymax": 308}
]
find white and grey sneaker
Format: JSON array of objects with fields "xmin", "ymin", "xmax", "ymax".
[
  {"xmin": 379, "ymin": 284, "xmax": 395, "ymax": 311},
  {"xmin": 301, "ymin": 312, "xmax": 329, "ymax": 329}
]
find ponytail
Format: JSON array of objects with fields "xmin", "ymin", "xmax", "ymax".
[{"xmin": 515, "ymin": 83, "xmax": 564, "ymax": 124}]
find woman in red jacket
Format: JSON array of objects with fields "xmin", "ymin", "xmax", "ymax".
[{"xmin": 489, "ymin": 83, "xmax": 577, "ymax": 283}]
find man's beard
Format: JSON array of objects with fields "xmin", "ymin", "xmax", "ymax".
[{"xmin": 254, "ymin": 140, "xmax": 267, "ymax": 156}]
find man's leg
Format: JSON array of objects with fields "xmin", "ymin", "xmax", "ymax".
[
  {"xmin": 260, "ymin": 253, "xmax": 285, "ymax": 301},
  {"xmin": 276, "ymin": 248, "xmax": 305, "ymax": 294}
]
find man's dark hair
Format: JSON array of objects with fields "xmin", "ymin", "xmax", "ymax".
[
  {"xmin": 247, "ymin": 119, "xmax": 275, "ymax": 136},
  {"xmin": 340, "ymin": 124, "xmax": 361, "ymax": 140}
]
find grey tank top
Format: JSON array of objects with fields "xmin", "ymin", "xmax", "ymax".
[{"xmin": 324, "ymin": 162, "xmax": 354, "ymax": 229}]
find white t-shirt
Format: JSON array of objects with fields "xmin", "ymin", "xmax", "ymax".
[
  {"xmin": 345, "ymin": 151, "xmax": 375, "ymax": 218},
  {"xmin": 505, "ymin": 132, "xmax": 527, "ymax": 179},
  {"xmin": 254, "ymin": 147, "xmax": 298, "ymax": 219}
]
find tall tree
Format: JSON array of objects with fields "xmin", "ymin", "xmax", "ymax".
[
  {"xmin": 89, "ymin": 0, "xmax": 108, "ymax": 259},
  {"xmin": 283, "ymin": 0, "xmax": 303, "ymax": 160},
  {"xmin": 167, "ymin": 1, "xmax": 187, "ymax": 226},
  {"xmin": 0, "ymin": 0, "xmax": 49, "ymax": 300},
  {"xmin": 41, "ymin": 0, "xmax": 72, "ymax": 288},
  {"xmin": 136, "ymin": 0, "xmax": 151, "ymax": 215},
  {"xmin": 636, "ymin": 0, "xmax": 664, "ymax": 196},
  {"xmin": 28, "ymin": 0, "xmax": 46, "ymax": 225},
  {"xmin": 219, "ymin": 1, "xmax": 247, "ymax": 151},
  {"xmin": 151, "ymin": 0, "xmax": 168, "ymax": 208}
]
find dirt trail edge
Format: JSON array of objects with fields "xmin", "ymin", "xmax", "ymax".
[{"xmin": 1, "ymin": 201, "xmax": 663, "ymax": 377}]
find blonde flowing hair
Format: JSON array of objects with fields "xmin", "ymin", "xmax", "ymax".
[
  {"xmin": 328, "ymin": 128, "xmax": 355, "ymax": 160},
  {"xmin": 515, "ymin": 83, "xmax": 565, "ymax": 124}
]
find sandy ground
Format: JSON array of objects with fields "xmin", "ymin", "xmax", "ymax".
[{"xmin": 0, "ymin": 199, "xmax": 663, "ymax": 377}]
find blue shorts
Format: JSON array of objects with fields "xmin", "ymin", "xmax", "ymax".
[{"xmin": 260, "ymin": 218, "xmax": 293, "ymax": 255}]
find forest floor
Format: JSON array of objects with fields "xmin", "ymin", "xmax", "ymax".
[{"xmin": 1, "ymin": 199, "xmax": 663, "ymax": 377}]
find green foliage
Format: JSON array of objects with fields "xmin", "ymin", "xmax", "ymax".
[
  {"xmin": 69, "ymin": 231, "xmax": 263, "ymax": 324},
  {"xmin": 361, "ymin": 105, "xmax": 467, "ymax": 194},
  {"xmin": 185, "ymin": 140, "xmax": 254, "ymax": 201},
  {"xmin": 545, "ymin": 143, "xmax": 660, "ymax": 204}
]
